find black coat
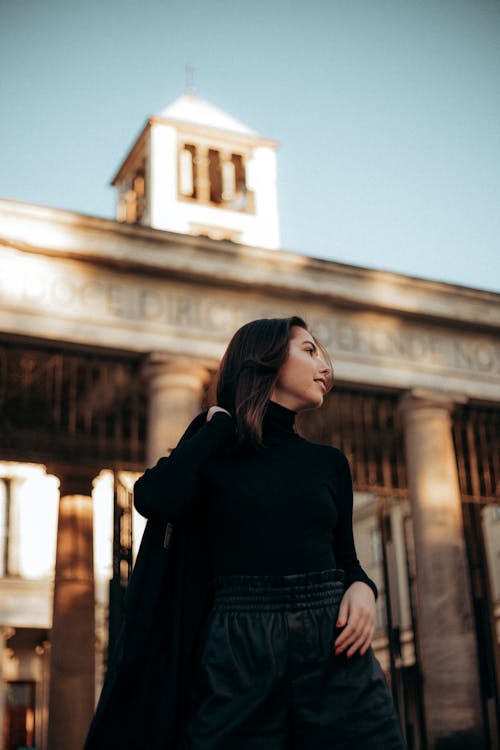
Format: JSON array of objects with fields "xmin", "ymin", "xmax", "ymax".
[{"xmin": 84, "ymin": 411, "xmax": 213, "ymax": 749}]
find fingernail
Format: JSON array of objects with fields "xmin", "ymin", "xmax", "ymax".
[{"xmin": 336, "ymin": 621, "xmax": 342, "ymax": 627}]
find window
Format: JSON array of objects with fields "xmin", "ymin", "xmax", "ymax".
[
  {"xmin": 232, "ymin": 153, "xmax": 246, "ymax": 194},
  {"xmin": 371, "ymin": 526, "xmax": 384, "ymax": 564},
  {"xmin": 221, "ymin": 159, "xmax": 236, "ymax": 201},
  {"xmin": 209, "ymin": 149, "xmax": 222, "ymax": 203},
  {"xmin": 490, "ymin": 505, "xmax": 500, "ymax": 522},
  {"xmin": 133, "ymin": 172, "xmax": 146, "ymax": 222},
  {"xmin": 117, "ymin": 163, "xmax": 146, "ymax": 225},
  {"xmin": 0, "ymin": 478, "xmax": 11, "ymax": 576},
  {"xmin": 177, "ymin": 142, "xmax": 252, "ymax": 212},
  {"xmin": 179, "ymin": 144, "xmax": 197, "ymax": 198},
  {"xmin": 5, "ymin": 681, "xmax": 36, "ymax": 750},
  {"xmin": 376, "ymin": 591, "xmax": 388, "ymax": 631}
]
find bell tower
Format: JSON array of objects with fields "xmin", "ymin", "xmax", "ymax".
[{"xmin": 112, "ymin": 93, "xmax": 280, "ymax": 249}]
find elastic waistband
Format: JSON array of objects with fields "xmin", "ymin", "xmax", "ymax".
[{"xmin": 212, "ymin": 568, "xmax": 345, "ymax": 612}]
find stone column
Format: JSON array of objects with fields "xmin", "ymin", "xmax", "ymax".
[
  {"xmin": 194, "ymin": 145, "xmax": 211, "ymax": 204},
  {"xmin": 47, "ymin": 469, "xmax": 95, "ymax": 750},
  {"xmin": 399, "ymin": 390, "xmax": 484, "ymax": 749},
  {"xmin": 144, "ymin": 354, "xmax": 212, "ymax": 466},
  {"xmin": 0, "ymin": 627, "xmax": 8, "ymax": 750}
]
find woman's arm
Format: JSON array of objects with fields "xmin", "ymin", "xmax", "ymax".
[
  {"xmin": 134, "ymin": 410, "xmax": 235, "ymax": 521},
  {"xmin": 332, "ymin": 449, "xmax": 377, "ymax": 657},
  {"xmin": 332, "ymin": 449, "xmax": 378, "ymax": 600}
]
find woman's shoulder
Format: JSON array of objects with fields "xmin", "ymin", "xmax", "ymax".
[
  {"xmin": 179, "ymin": 408, "xmax": 235, "ymax": 444},
  {"xmin": 176, "ymin": 409, "xmax": 209, "ymax": 444},
  {"xmin": 187, "ymin": 409, "xmax": 209, "ymax": 430},
  {"xmin": 190, "ymin": 409, "xmax": 209, "ymax": 427}
]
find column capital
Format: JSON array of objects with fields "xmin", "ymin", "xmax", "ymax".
[
  {"xmin": 193, "ymin": 145, "xmax": 210, "ymax": 202},
  {"xmin": 0, "ymin": 626, "xmax": 15, "ymax": 641},
  {"xmin": 143, "ymin": 353, "xmax": 213, "ymax": 465},
  {"xmin": 142, "ymin": 352, "xmax": 212, "ymax": 392},
  {"xmin": 399, "ymin": 388, "xmax": 468, "ymax": 416},
  {"xmin": 45, "ymin": 464, "xmax": 96, "ymax": 497}
]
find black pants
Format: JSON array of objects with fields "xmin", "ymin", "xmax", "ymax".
[{"xmin": 182, "ymin": 569, "xmax": 407, "ymax": 749}]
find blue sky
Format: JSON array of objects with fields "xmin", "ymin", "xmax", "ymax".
[{"xmin": 1, "ymin": 0, "xmax": 499, "ymax": 292}]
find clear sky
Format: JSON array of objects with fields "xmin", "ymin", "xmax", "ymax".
[{"xmin": 1, "ymin": 0, "xmax": 499, "ymax": 293}]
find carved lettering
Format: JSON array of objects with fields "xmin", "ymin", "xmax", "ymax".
[
  {"xmin": 137, "ymin": 288, "xmax": 164, "ymax": 321},
  {"xmin": 335, "ymin": 322, "xmax": 358, "ymax": 352},
  {"xmin": 309, "ymin": 317, "xmax": 334, "ymax": 348},
  {"xmin": 475, "ymin": 343, "xmax": 496, "ymax": 372},
  {"xmin": 429, "ymin": 336, "xmax": 450, "ymax": 367},
  {"xmin": 107, "ymin": 285, "xmax": 127, "ymax": 317},
  {"xmin": 453, "ymin": 340, "xmax": 475, "ymax": 371},
  {"xmin": 453, "ymin": 340, "xmax": 500, "ymax": 374},
  {"xmin": 22, "ymin": 273, "xmax": 48, "ymax": 305},
  {"xmin": 0, "ymin": 254, "xmax": 498, "ymax": 381},
  {"xmin": 407, "ymin": 333, "xmax": 429, "ymax": 359},
  {"xmin": 52, "ymin": 277, "xmax": 77, "ymax": 307},
  {"xmin": 81, "ymin": 281, "xmax": 106, "ymax": 309},
  {"xmin": 170, "ymin": 295, "xmax": 200, "ymax": 327},
  {"xmin": 205, "ymin": 301, "xmax": 236, "ymax": 331}
]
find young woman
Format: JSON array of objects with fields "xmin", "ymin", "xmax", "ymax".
[{"xmin": 84, "ymin": 315, "xmax": 406, "ymax": 750}]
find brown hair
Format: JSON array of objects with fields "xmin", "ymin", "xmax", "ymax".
[{"xmin": 214, "ymin": 315, "xmax": 333, "ymax": 449}]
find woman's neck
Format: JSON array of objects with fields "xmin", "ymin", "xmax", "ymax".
[{"xmin": 262, "ymin": 399, "xmax": 297, "ymax": 441}]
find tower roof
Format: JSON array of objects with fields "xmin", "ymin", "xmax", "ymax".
[{"xmin": 156, "ymin": 93, "xmax": 258, "ymax": 136}]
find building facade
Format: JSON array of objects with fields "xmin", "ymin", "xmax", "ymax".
[{"xmin": 0, "ymin": 94, "xmax": 499, "ymax": 750}]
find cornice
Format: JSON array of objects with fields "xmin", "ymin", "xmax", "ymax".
[
  {"xmin": 110, "ymin": 121, "xmax": 150, "ymax": 185},
  {"xmin": 0, "ymin": 198, "xmax": 499, "ymax": 332},
  {"xmin": 150, "ymin": 115, "xmax": 279, "ymax": 149}
]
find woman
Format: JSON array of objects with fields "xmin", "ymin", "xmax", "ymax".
[{"xmin": 85, "ymin": 315, "xmax": 406, "ymax": 750}]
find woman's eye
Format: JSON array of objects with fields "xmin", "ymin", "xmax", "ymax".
[{"xmin": 306, "ymin": 348, "xmax": 315, "ymax": 355}]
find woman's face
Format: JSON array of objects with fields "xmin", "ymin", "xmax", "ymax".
[{"xmin": 270, "ymin": 326, "xmax": 331, "ymax": 412}]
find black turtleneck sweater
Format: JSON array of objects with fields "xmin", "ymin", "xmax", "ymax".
[{"xmin": 134, "ymin": 401, "xmax": 377, "ymax": 598}]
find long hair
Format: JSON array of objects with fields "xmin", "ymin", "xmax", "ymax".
[{"xmin": 214, "ymin": 316, "xmax": 333, "ymax": 450}]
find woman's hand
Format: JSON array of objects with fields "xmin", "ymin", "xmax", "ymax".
[
  {"xmin": 334, "ymin": 581, "xmax": 376, "ymax": 658},
  {"xmin": 206, "ymin": 406, "xmax": 232, "ymax": 422}
]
